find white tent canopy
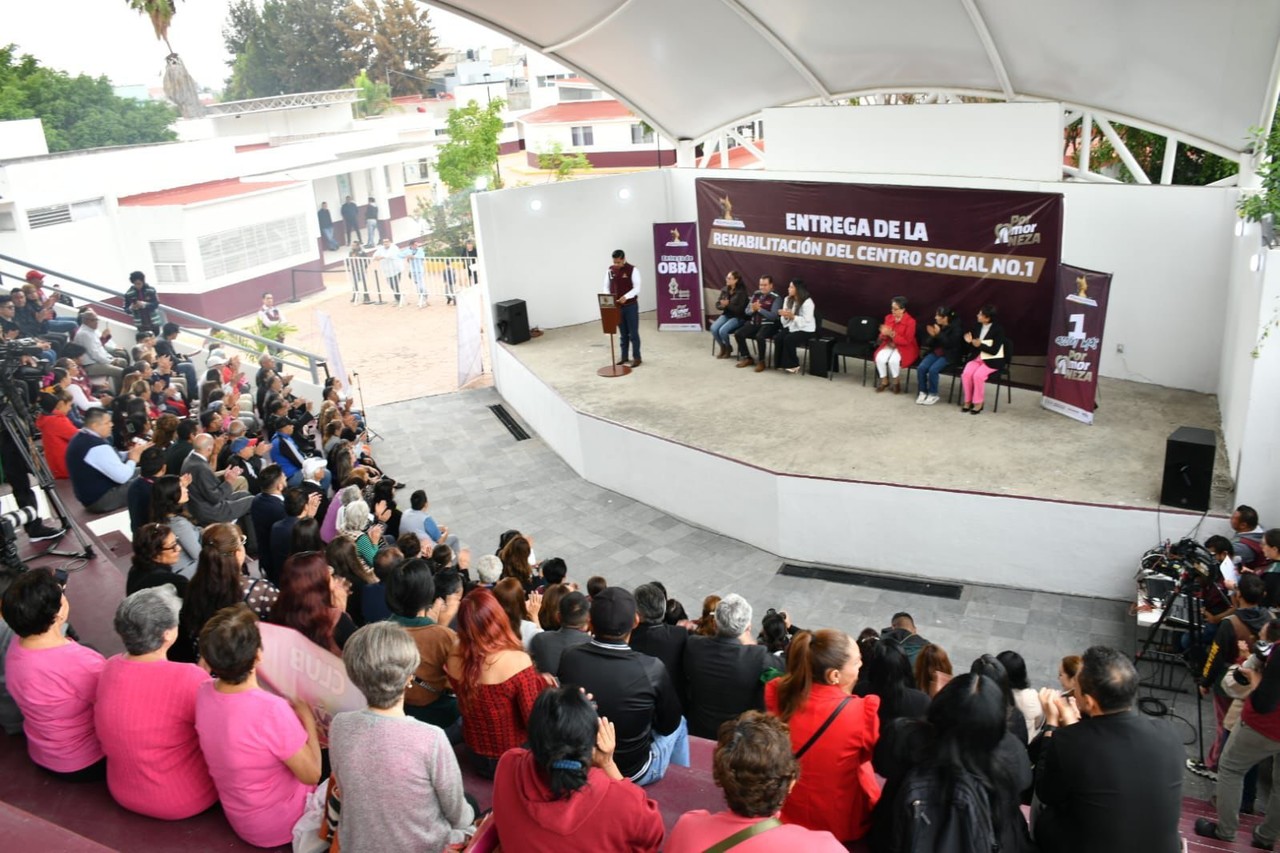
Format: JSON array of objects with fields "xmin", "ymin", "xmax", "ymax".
[{"xmin": 429, "ymin": 0, "xmax": 1280, "ymax": 157}]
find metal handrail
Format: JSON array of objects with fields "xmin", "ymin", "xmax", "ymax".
[{"xmin": 0, "ymin": 255, "xmax": 328, "ymax": 383}]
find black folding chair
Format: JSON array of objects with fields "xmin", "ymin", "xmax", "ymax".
[
  {"xmin": 947, "ymin": 337, "xmax": 1014, "ymax": 411},
  {"xmin": 829, "ymin": 316, "xmax": 879, "ymax": 383}
]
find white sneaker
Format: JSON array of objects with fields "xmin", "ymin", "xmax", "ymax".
[
  {"xmin": 915, "ymin": 392, "xmax": 927, "ymax": 404},
  {"xmin": 924, "ymin": 395, "xmax": 940, "ymax": 405}
]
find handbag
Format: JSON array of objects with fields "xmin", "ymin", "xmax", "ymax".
[
  {"xmin": 701, "ymin": 817, "xmax": 782, "ymax": 853},
  {"xmin": 794, "ymin": 695, "xmax": 853, "ymax": 760}
]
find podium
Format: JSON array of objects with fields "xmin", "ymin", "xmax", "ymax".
[{"xmin": 597, "ymin": 294, "xmax": 630, "ymax": 377}]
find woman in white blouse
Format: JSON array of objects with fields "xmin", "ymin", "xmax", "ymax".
[{"xmin": 775, "ymin": 279, "xmax": 816, "ymax": 374}]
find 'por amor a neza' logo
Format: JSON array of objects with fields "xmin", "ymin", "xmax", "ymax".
[{"xmin": 994, "ymin": 214, "xmax": 1041, "ymax": 247}]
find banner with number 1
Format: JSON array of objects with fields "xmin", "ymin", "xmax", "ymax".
[{"xmin": 1041, "ymin": 264, "xmax": 1112, "ymax": 424}]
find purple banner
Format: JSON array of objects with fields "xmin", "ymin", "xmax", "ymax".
[
  {"xmin": 1040, "ymin": 264, "xmax": 1112, "ymax": 424},
  {"xmin": 653, "ymin": 221, "xmax": 704, "ymax": 331}
]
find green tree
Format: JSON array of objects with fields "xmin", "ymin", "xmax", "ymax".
[
  {"xmin": 434, "ymin": 98, "xmax": 505, "ymax": 193},
  {"xmin": 351, "ymin": 70, "xmax": 391, "ymax": 117},
  {"xmin": 340, "ymin": 0, "xmax": 441, "ymax": 97},
  {"xmin": 1238, "ymin": 104, "xmax": 1280, "ymax": 224},
  {"xmin": 536, "ymin": 141, "xmax": 593, "ymax": 181},
  {"xmin": 222, "ymin": 0, "xmax": 358, "ymax": 99},
  {"xmin": 1064, "ymin": 120, "xmax": 1239, "ymax": 186},
  {"xmin": 0, "ymin": 45, "xmax": 176, "ymax": 152},
  {"xmin": 414, "ymin": 191, "xmax": 475, "ymax": 256}
]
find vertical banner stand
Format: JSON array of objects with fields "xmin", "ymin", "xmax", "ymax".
[{"xmin": 597, "ymin": 293, "xmax": 631, "ymax": 378}]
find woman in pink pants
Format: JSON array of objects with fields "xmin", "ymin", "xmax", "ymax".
[{"xmin": 960, "ymin": 304, "xmax": 1007, "ymax": 415}]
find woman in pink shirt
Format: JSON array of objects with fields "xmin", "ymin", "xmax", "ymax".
[
  {"xmin": 95, "ymin": 585, "xmax": 217, "ymax": 819},
  {"xmin": 194, "ymin": 604, "xmax": 322, "ymax": 848},
  {"xmin": 2, "ymin": 569, "xmax": 106, "ymax": 780}
]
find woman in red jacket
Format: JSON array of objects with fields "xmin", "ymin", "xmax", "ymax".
[
  {"xmin": 36, "ymin": 390, "xmax": 78, "ymax": 479},
  {"xmin": 873, "ymin": 296, "xmax": 919, "ymax": 394},
  {"xmin": 764, "ymin": 628, "xmax": 881, "ymax": 843}
]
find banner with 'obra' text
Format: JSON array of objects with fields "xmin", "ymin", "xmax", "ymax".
[
  {"xmin": 695, "ymin": 178, "xmax": 1062, "ymax": 349},
  {"xmin": 653, "ymin": 221, "xmax": 704, "ymax": 331}
]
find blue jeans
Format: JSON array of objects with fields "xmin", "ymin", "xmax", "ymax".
[
  {"xmin": 46, "ymin": 319, "xmax": 78, "ymax": 335},
  {"xmin": 366, "ymin": 220, "xmax": 379, "ymax": 244},
  {"xmin": 618, "ymin": 301, "xmax": 640, "ymax": 360},
  {"xmin": 710, "ymin": 316, "xmax": 742, "ymax": 348},
  {"xmin": 917, "ymin": 352, "xmax": 950, "ymax": 395},
  {"xmin": 631, "ymin": 717, "xmax": 690, "ymax": 786},
  {"xmin": 321, "ymin": 225, "xmax": 338, "ymax": 250}
]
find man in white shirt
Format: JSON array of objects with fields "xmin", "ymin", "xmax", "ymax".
[
  {"xmin": 601, "ymin": 249, "xmax": 642, "ymax": 367},
  {"xmin": 71, "ymin": 311, "xmax": 126, "ymax": 391},
  {"xmin": 64, "ymin": 408, "xmax": 150, "ymax": 513},
  {"xmin": 375, "ymin": 238, "xmax": 404, "ymax": 307}
]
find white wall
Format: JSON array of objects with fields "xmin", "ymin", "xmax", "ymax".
[
  {"xmin": 523, "ymin": 119, "xmax": 648, "ymax": 156},
  {"xmin": 766, "ymin": 102, "xmax": 1064, "ymax": 182},
  {"xmin": 473, "ymin": 170, "xmax": 670, "ymax": 331},
  {"xmin": 0, "ymin": 119, "xmax": 49, "ymax": 159},
  {"xmin": 1232, "ymin": 247, "xmax": 1280, "ymax": 511}
]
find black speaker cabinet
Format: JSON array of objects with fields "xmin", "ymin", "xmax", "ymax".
[
  {"xmin": 494, "ymin": 299, "xmax": 530, "ymax": 345},
  {"xmin": 1160, "ymin": 426, "xmax": 1215, "ymax": 511}
]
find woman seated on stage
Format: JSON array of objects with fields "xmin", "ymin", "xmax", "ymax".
[
  {"xmin": 873, "ymin": 296, "xmax": 919, "ymax": 394},
  {"xmin": 666, "ymin": 711, "xmax": 846, "ymax": 852},
  {"xmin": 711, "ymin": 270, "xmax": 749, "ymax": 359},
  {"xmin": 775, "ymin": 279, "xmax": 816, "ymax": 374},
  {"xmin": 492, "ymin": 686, "xmax": 664, "ymax": 852},
  {"xmin": 916, "ymin": 305, "xmax": 962, "ymax": 406},
  {"xmin": 194, "ymin": 605, "xmax": 321, "ymax": 849},
  {"xmin": 2, "ymin": 569, "xmax": 107, "ymax": 780},
  {"xmin": 960, "ymin": 303, "xmax": 1007, "ymax": 415},
  {"xmin": 95, "ymin": 586, "xmax": 217, "ymax": 819},
  {"xmin": 444, "ymin": 588, "xmax": 547, "ymax": 777}
]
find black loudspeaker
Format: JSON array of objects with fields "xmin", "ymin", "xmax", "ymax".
[
  {"xmin": 807, "ymin": 336, "xmax": 835, "ymax": 377},
  {"xmin": 494, "ymin": 299, "xmax": 530, "ymax": 345},
  {"xmin": 1160, "ymin": 426, "xmax": 1215, "ymax": 511}
]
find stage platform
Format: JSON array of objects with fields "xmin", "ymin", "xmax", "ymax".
[{"xmin": 491, "ymin": 311, "xmax": 1234, "ymax": 600}]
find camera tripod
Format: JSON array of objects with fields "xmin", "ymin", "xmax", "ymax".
[{"xmin": 0, "ymin": 383, "xmax": 94, "ymax": 565}]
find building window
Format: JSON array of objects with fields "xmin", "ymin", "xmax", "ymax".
[
  {"xmin": 571, "ymin": 126, "xmax": 594, "ymax": 146},
  {"xmin": 198, "ymin": 215, "xmax": 309, "ymax": 279},
  {"xmin": 631, "ymin": 123, "xmax": 655, "ymax": 145},
  {"xmin": 0, "ymin": 210, "xmax": 15, "ymax": 232},
  {"xmin": 149, "ymin": 240, "xmax": 188, "ymax": 283},
  {"xmin": 25, "ymin": 197, "xmax": 106, "ymax": 229}
]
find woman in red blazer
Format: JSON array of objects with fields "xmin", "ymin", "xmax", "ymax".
[
  {"xmin": 873, "ymin": 296, "xmax": 919, "ymax": 394},
  {"xmin": 764, "ymin": 628, "xmax": 881, "ymax": 843}
]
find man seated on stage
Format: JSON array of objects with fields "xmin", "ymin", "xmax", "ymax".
[
  {"xmin": 557, "ymin": 587, "xmax": 689, "ymax": 786},
  {"xmin": 734, "ymin": 275, "xmax": 783, "ymax": 372},
  {"xmin": 1037, "ymin": 646, "xmax": 1183, "ymax": 853},
  {"xmin": 65, "ymin": 408, "xmax": 151, "ymax": 514}
]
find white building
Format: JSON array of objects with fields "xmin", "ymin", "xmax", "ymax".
[
  {"xmin": 0, "ymin": 90, "xmax": 437, "ymax": 321},
  {"xmin": 518, "ymin": 99, "xmax": 674, "ymax": 168}
]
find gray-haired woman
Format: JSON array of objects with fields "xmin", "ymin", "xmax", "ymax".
[
  {"xmin": 94, "ymin": 585, "xmax": 217, "ymax": 819},
  {"xmin": 329, "ymin": 622, "xmax": 475, "ymax": 851}
]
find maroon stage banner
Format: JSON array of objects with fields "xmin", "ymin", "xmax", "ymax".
[
  {"xmin": 653, "ymin": 221, "xmax": 704, "ymax": 331},
  {"xmin": 695, "ymin": 178, "xmax": 1062, "ymax": 350},
  {"xmin": 1040, "ymin": 264, "xmax": 1112, "ymax": 424}
]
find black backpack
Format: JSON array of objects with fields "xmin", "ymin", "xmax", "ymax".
[{"xmin": 890, "ymin": 763, "xmax": 1001, "ymax": 853}]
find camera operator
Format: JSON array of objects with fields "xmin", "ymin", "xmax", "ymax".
[
  {"xmin": 1194, "ymin": 573, "xmax": 1272, "ymax": 779},
  {"xmin": 1197, "ymin": 617, "xmax": 1280, "ymax": 846}
]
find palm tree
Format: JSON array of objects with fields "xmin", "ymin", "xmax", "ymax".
[{"xmin": 124, "ymin": 0, "xmax": 204, "ymax": 118}]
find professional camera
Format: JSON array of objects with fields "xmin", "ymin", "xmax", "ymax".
[{"xmin": 0, "ymin": 506, "xmax": 38, "ymax": 572}]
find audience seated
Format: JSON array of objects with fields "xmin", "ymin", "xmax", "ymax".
[
  {"xmin": 499, "ymin": 534, "xmax": 537, "ymax": 592},
  {"xmin": 35, "ymin": 390, "xmax": 77, "ymax": 479},
  {"xmin": 127, "ymin": 445, "xmax": 166, "ymax": 532},
  {"xmin": 693, "ymin": 594, "xmax": 721, "ymax": 636},
  {"xmin": 998, "ymin": 649, "xmax": 1044, "ymax": 741},
  {"xmin": 384, "ymin": 559, "xmax": 462, "ymax": 728},
  {"xmin": 2, "ymin": 569, "xmax": 106, "ymax": 780},
  {"xmin": 494, "ymin": 577, "xmax": 542, "ymax": 649},
  {"xmin": 857, "ymin": 636, "xmax": 929, "ymax": 727},
  {"xmin": 181, "ymin": 433, "xmax": 253, "ymax": 527},
  {"xmin": 95, "ymin": 586, "xmax": 216, "ymax": 819},
  {"xmin": 629, "ymin": 582, "xmax": 689, "ymax": 702},
  {"xmin": 536, "ymin": 582, "xmax": 569, "ymax": 630},
  {"xmin": 666, "ymin": 711, "xmax": 846, "ymax": 852},
  {"xmin": 557, "ymin": 587, "xmax": 689, "ymax": 786},
  {"xmin": 492, "ymin": 686, "xmax": 664, "ymax": 852},
  {"xmin": 871, "ymin": 673, "xmax": 1035, "ymax": 853},
  {"xmin": 194, "ymin": 604, "xmax": 321, "ymax": 848},
  {"xmin": 1041, "ymin": 647, "xmax": 1183, "ymax": 853},
  {"xmin": 321, "ymin": 483, "xmax": 360, "ymax": 543},
  {"xmin": 330, "ymin": 622, "xmax": 475, "ymax": 850},
  {"xmin": 269, "ymin": 487, "xmax": 315, "ymax": 583},
  {"xmin": 327, "ymin": 535, "xmax": 375, "ymax": 626},
  {"xmin": 126, "ymin": 522, "xmax": 191, "ymax": 597},
  {"xmin": 530, "ymin": 590, "xmax": 591, "ymax": 676},
  {"xmin": 174, "ymin": 523, "xmax": 277, "ymax": 663},
  {"xmin": 764, "ymin": 628, "xmax": 879, "ymax": 843},
  {"xmin": 969, "ymin": 653, "xmax": 1029, "ymax": 745},
  {"xmin": 362, "ymin": 547, "xmax": 402, "ymax": 624},
  {"xmin": 249, "ymin": 464, "xmax": 288, "ymax": 582},
  {"xmin": 338, "ymin": 499, "xmax": 384, "ymax": 571},
  {"xmin": 912, "ymin": 642, "xmax": 952, "ymax": 698},
  {"xmin": 149, "ymin": 474, "xmax": 200, "ymax": 578},
  {"xmin": 65, "ymin": 407, "xmax": 147, "ymax": 513},
  {"xmin": 444, "ymin": 588, "xmax": 547, "ymax": 778},
  {"xmin": 683, "ymin": 594, "xmax": 779, "ymax": 739},
  {"xmin": 272, "ymin": 551, "xmax": 356, "ymax": 654},
  {"xmin": 473, "ymin": 553, "xmax": 503, "ymax": 588}
]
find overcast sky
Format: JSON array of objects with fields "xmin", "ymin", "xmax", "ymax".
[{"xmin": 5, "ymin": 1, "xmax": 507, "ymax": 91}]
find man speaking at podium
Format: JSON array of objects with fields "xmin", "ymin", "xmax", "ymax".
[{"xmin": 603, "ymin": 249, "xmax": 642, "ymax": 368}]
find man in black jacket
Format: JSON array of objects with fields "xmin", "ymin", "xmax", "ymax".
[
  {"xmin": 250, "ymin": 465, "xmax": 287, "ymax": 580},
  {"xmin": 557, "ymin": 587, "xmax": 689, "ymax": 786},
  {"xmin": 529, "ymin": 591, "xmax": 591, "ymax": 676},
  {"xmin": 1035, "ymin": 646, "xmax": 1183, "ymax": 853},
  {"xmin": 629, "ymin": 582, "xmax": 688, "ymax": 707},
  {"xmin": 682, "ymin": 593, "xmax": 779, "ymax": 739}
]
